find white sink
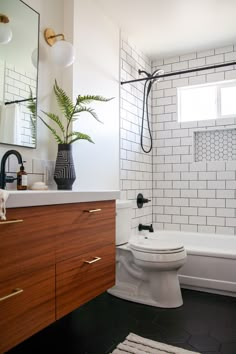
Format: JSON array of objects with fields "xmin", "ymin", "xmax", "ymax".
[{"xmin": 6, "ymin": 190, "xmax": 120, "ymax": 208}]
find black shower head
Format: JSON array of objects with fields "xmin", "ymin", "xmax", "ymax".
[
  {"xmin": 138, "ymin": 68, "xmax": 164, "ymax": 90},
  {"xmin": 150, "ymin": 69, "xmax": 165, "ymax": 84},
  {"xmin": 146, "ymin": 69, "xmax": 165, "ymax": 96}
]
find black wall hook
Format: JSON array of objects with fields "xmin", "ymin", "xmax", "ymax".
[{"xmin": 137, "ymin": 193, "xmax": 151, "ymax": 209}]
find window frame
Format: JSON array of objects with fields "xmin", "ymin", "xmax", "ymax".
[{"xmin": 177, "ymin": 79, "xmax": 236, "ymax": 123}]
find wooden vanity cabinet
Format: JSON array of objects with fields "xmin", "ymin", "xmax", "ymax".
[
  {"xmin": 56, "ymin": 243, "xmax": 115, "ymax": 319},
  {"xmin": 0, "ymin": 200, "xmax": 115, "ymax": 353},
  {"xmin": 55, "ymin": 200, "xmax": 116, "ymax": 320},
  {"xmin": 0, "ymin": 205, "xmax": 57, "ymax": 354},
  {"xmin": 0, "ymin": 206, "xmax": 56, "ymax": 281},
  {"xmin": 0, "ymin": 267, "xmax": 55, "ymax": 354}
]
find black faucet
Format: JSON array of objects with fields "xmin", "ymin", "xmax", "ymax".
[
  {"xmin": 0, "ymin": 150, "xmax": 23, "ymax": 189},
  {"xmin": 138, "ymin": 224, "xmax": 154, "ymax": 233}
]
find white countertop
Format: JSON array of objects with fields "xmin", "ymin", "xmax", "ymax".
[{"xmin": 6, "ymin": 190, "xmax": 120, "ymax": 208}]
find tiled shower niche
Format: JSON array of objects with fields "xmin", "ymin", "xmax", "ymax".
[{"xmin": 194, "ymin": 128, "xmax": 236, "ymax": 162}]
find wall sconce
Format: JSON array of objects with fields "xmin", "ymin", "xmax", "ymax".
[
  {"xmin": 44, "ymin": 28, "xmax": 75, "ymax": 68},
  {"xmin": 0, "ymin": 14, "xmax": 12, "ymax": 44}
]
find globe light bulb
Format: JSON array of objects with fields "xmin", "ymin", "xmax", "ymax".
[
  {"xmin": 51, "ymin": 40, "xmax": 75, "ymax": 67},
  {"xmin": 0, "ymin": 22, "xmax": 12, "ymax": 44},
  {"xmin": 31, "ymin": 48, "xmax": 38, "ymax": 68}
]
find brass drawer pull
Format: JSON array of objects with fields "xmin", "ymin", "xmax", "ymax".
[
  {"xmin": 0, "ymin": 219, "xmax": 23, "ymax": 225},
  {"xmin": 83, "ymin": 209, "xmax": 102, "ymax": 213},
  {"xmin": 84, "ymin": 256, "xmax": 101, "ymax": 264},
  {"xmin": 0, "ymin": 288, "xmax": 24, "ymax": 302}
]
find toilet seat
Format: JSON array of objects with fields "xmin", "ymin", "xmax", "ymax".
[{"xmin": 129, "ymin": 236, "xmax": 185, "ymax": 255}]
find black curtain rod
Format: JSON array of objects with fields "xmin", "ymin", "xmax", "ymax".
[
  {"xmin": 121, "ymin": 61, "xmax": 236, "ymax": 85},
  {"xmin": 5, "ymin": 97, "xmax": 36, "ymax": 105}
]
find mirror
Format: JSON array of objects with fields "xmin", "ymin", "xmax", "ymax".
[{"xmin": 0, "ymin": 0, "xmax": 39, "ymax": 148}]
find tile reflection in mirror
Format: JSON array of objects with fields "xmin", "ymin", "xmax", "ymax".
[{"xmin": 0, "ymin": 0, "xmax": 39, "ymax": 148}]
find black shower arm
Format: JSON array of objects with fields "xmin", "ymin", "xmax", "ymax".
[{"xmin": 138, "ymin": 69, "xmax": 152, "ymax": 77}]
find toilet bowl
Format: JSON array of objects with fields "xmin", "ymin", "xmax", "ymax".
[{"xmin": 107, "ymin": 200, "xmax": 187, "ymax": 308}]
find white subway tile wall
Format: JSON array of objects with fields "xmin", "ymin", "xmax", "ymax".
[
  {"xmin": 120, "ymin": 38, "xmax": 236, "ymax": 235},
  {"xmin": 4, "ymin": 63, "xmax": 37, "ymax": 146},
  {"xmin": 152, "ymin": 45, "xmax": 236, "ymax": 234},
  {"xmin": 5, "ymin": 157, "xmax": 55, "ymax": 190},
  {"xmin": 120, "ymin": 36, "xmax": 153, "ymax": 231}
]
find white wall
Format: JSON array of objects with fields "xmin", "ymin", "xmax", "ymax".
[
  {"xmin": 72, "ymin": 0, "xmax": 120, "ymax": 191},
  {"xmin": 0, "ymin": 0, "xmax": 38, "ymax": 75},
  {"xmin": 26, "ymin": 0, "xmax": 65, "ymax": 161}
]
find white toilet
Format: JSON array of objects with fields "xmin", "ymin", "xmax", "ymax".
[{"xmin": 108, "ymin": 200, "xmax": 187, "ymax": 308}]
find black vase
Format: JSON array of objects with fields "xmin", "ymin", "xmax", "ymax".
[{"xmin": 54, "ymin": 144, "xmax": 76, "ymax": 190}]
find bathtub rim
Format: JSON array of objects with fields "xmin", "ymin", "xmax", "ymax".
[{"xmin": 133, "ymin": 230, "xmax": 236, "ymax": 260}]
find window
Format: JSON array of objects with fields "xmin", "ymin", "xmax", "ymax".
[{"xmin": 178, "ymin": 80, "xmax": 236, "ymax": 123}]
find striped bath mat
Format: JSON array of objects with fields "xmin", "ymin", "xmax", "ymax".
[{"xmin": 111, "ymin": 333, "xmax": 200, "ymax": 354}]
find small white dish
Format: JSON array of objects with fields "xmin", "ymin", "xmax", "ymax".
[{"xmin": 30, "ymin": 182, "xmax": 48, "ymax": 190}]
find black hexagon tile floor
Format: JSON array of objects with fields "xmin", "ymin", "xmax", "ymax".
[{"xmin": 7, "ymin": 289, "xmax": 236, "ymax": 354}]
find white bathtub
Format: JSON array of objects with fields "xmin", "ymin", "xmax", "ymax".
[{"xmin": 143, "ymin": 230, "xmax": 236, "ymax": 297}]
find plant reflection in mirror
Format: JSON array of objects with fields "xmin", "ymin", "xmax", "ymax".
[{"xmin": 27, "ymin": 87, "xmax": 37, "ymax": 146}]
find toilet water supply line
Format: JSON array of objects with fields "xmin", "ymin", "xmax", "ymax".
[{"xmin": 118, "ymin": 255, "xmax": 147, "ymax": 281}]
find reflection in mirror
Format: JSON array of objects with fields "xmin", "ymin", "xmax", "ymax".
[{"xmin": 0, "ymin": 0, "xmax": 39, "ymax": 148}]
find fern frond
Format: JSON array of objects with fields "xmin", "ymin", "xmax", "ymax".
[
  {"xmin": 29, "ymin": 79, "xmax": 112, "ymax": 145},
  {"xmin": 27, "ymin": 87, "xmax": 37, "ymax": 145},
  {"xmin": 74, "ymin": 106, "xmax": 103, "ymax": 123},
  {"xmin": 38, "ymin": 115, "xmax": 64, "ymax": 144},
  {"xmin": 54, "ymin": 80, "xmax": 74, "ymax": 121},
  {"xmin": 41, "ymin": 111, "xmax": 65, "ymax": 134},
  {"xmin": 67, "ymin": 131, "xmax": 94, "ymax": 144},
  {"xmin": 27, "ymin": 88, "xmax": 37, "ymax": 116},
  {"xmin": 76, "ymin": 95, "xmax": 113, "ymax": 105}
]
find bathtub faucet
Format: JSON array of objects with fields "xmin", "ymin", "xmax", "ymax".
[{"xmin": 138, "ymin": 224, "xmax": 154, "ymax": 233}]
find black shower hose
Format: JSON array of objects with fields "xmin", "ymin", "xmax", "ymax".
[{"xmin": 140, "ymin": 80, "xmax": 153, "ymax": 153}]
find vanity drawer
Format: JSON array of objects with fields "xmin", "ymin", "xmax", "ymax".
[
  {"xmin": 56, "ymin": 200, "xmax": 115, "ymax": 262},
  {"xmin": 0, "ymin": 206, "xmax": 56, "ymax": 280},
  {"xmin": 56, "ymin": 243, "xmax": 115, "ymax": 319},
  {"xmin": 0, "ymin": 266, "xmax": 55, "ymax": 354}
]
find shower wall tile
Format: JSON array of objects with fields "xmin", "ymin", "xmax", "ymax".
[
  {"xmin": 152, "ymin": 43, "xmax": 236, "ymax": 235},
  {"xmin": 120, "ymin": 38, "xmax": 236, "ymax": 235},
  {"xmin": 4, "ymin": 63, "xmax": 37, "ymax": 147},
  {"xmin": 120, "ymin": 34, "xmax": 153, "ymax": 232}
]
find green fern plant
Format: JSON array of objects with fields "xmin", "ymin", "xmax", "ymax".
[
  {"xmin": 27, "ymin": 88, "xmax": 37, "ymax": 145},
  {"xmin": 28, "ymin": 80, "xmax": 112, "ymax": 144}
]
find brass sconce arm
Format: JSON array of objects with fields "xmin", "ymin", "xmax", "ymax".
[
  {"xmin": 0, "ymin": 14, "xmax": 9, "ymax": 24},
  {"xmin": 43, "ymin": 27, "xmax": 75, "ymax": 67},
  {"xmin": 44, "ymin": 28, "xmax": 65, "ymax": 46}
]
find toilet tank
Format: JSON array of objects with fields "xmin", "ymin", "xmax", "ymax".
[{"xmin": 116, "ymin": 200, "xmax": 133, "ymax": 245}]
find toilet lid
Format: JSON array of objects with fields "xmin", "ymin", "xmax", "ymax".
[{"xmin": 129, "ymin": 236, "xmax": 184, "ymax": 254}]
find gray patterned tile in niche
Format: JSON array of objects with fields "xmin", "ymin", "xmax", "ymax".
[{"xmin": 194, "ymin": 128, "xmax": 236, "ymax": 162}]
